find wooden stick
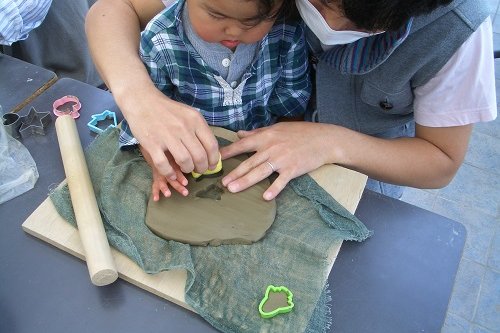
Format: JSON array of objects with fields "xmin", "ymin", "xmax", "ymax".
[{"xmin": 55, "ymin": 115, "xmax": 118, "ymax": 286}]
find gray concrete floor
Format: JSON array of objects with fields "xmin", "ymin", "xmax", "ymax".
[{"xmin": 399, "ymin": 1, "xmax": 500, "ymax": 331}]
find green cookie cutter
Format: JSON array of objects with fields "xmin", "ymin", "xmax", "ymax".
[{"xmin": 258, "ymin": 285, "xmax": 294, "ymax": 319}]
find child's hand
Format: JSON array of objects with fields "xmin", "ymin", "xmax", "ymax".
[
  {"xmin": 150, "ymin": 163, "xmax": 188, "ymax": 201},
  {"xmin": 140, "ymin": 145, "xmax": 189, "ymax": 201}
]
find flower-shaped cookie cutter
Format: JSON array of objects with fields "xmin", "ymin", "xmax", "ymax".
[
  {"xmin": 52, "ymin": 95, "xmax": 81, "ymax": 118},
  {"xmin": 87, "ymin": 110, "xmax": 117, "ymax": 134},
  {"xmin": 258, "ymin": 285, "xmax": 294, "ymax": 319}
]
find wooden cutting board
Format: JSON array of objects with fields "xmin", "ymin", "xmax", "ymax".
[{"xmin": 21, "ymin": 127, "xmax": 367, "ymax": 311}]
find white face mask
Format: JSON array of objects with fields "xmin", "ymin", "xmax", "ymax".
[{"xmin": 295, "ymin": 0, "xmax": 383, "ymax": 48}]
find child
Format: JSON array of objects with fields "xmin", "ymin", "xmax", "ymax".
[{"xmin": 119, "ymin": 0, "xmax": 311, "ymax": 201}]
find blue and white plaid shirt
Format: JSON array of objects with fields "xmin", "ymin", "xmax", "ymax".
[{"xmin": 119, "ymin": 0, "xmax": 311, "ymax": 148}]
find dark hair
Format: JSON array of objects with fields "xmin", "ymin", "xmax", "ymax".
[
  {"xmin": 322, "ymin": 0, "xmax": 454, "ymax": 31},
  {"xmin": 251, "ymin": 0, "xmax": 297, "ymax": 22}
]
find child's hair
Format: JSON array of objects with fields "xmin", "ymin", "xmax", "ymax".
[{"xmin": 320, "ymin": 0, "xmax": 454, "ymax": 31}]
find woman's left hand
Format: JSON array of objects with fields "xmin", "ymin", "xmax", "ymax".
[{"xmin": 220, "ymin": 122, "xmax": 334, "ymax": 200}]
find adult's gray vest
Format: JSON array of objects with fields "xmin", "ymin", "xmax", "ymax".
[{"xmin": 311, "ymin": 0, "xmax": 489, "ymax": 136}]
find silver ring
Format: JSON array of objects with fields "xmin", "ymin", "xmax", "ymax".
[{"xmin": 266, "ymin": 161, "xmax": 275, "ymax": 173}]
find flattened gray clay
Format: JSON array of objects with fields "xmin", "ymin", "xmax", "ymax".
[{"xmin": 145, "ymin": 156, "xmax": 276, "ymax": 246}]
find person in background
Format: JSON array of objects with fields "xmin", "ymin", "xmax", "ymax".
[
  {"xmin": 2, "ymin": 0, "xmax": 103, "ymax": 87},
  {"xmin": 0, "ymin": 0, "xmax": 52, "ymax": 45},
  {"xmin": 85, "ymin": 0, "xmax": 496, "ymax": 200}
]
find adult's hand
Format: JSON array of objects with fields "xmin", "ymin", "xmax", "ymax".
[
  {"xmin": 119, "ymin": 86, "xmax": 220, "ymax": 179},
  {"xmin": 220, "ymin": 121, "xmax": 473, "ymax": 201},
  {"xmin": 221, "ymin": 122, "xmax": 333, "ymax": 200}
]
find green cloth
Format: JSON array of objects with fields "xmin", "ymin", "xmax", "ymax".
[{"xmin": 50, "ymin": 128, "xmax": 371, "ymax": 332}]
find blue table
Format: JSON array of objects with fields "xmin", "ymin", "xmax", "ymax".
[
  {"xmin": 0, "ymin": 54, "xmax": 57, "ymax": 113},
  {"xmin": 0, "ymin": 78, "xmax": 466, "ymax": 333}
]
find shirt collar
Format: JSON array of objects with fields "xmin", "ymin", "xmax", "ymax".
[{"xmin": 318, "ymin": 18, "xmax": 414, "ymax": 75}]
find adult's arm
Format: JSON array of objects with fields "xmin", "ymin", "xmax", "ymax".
[
  {"xmin": 220, "ymin": 122, "xmax": 472, "ymax": 200},
  {"xmin": 221, "ymin": 18, "xmax": 495, "ymax": 200},
  {"xmin": 85, "ymin": 0, "xmax": 219, "ymax": 177}
]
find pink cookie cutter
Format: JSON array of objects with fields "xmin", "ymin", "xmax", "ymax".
[{"xmin": 52, "ymin": 95, "xmax": 82, "ymax": 118}]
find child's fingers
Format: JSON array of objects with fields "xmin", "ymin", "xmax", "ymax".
[
  {"xmin": 167, "ymin": 179, "xmax": 189, "ymax": 197},
  {"xmin": 152, "ymin": 178, "xmax": 171, "ymax": 201},
  {"xmin": 176, "ymin": 170, "xmax": 189, "ymax": 186},
  {"xmin": 151, "ymin": 182, "xmax": 161, "ymax": 202}
]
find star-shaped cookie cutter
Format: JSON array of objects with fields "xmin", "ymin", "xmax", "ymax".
[
  {"xmin": 87, "ymin": 110, "xmax": 117, "ymax": 134},
  {"xmin": 19, "ymin": 106, "xmax": 52, "ymax": 137}
]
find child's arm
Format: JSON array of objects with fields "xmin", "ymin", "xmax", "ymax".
[
  {"xmin": 267, "ymin": 23, "xmax": 311, "ymax": 119},
  {"xmin": 139, "ymin": 145, "xmax": 189, "ymax": 201}
]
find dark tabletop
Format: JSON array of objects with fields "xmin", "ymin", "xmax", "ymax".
[
  {"xmin": 0, "ymin": 78, "xmax": 466, "ymax": 333},
  {"xmin": 0, "ymin": 54, "xmax": 57, "ymax": 114}
]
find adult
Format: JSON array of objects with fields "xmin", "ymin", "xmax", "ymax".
[
  {"xmin": 85, "ymin": 0, "xmax": 496, "ymax": 199},
  {"xmin": 3, "ymin": 0, "xmax": 102, "ymax": 87}
]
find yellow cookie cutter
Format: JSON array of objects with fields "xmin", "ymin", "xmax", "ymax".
[{"xmin": 191, "ymin": 154, "xmax": 222, "ymax": 179}]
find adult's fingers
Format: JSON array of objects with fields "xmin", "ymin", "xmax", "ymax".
[
  {"xmin": 225, "ymin": 157, "xmax": 275, "ymax": 193},
  {"xmin": 224, "ymin": 159, "xmax": 292, "ymax": 201},
  {"xmin": 221, "ymin": 126, "xmax": 275, "ymax": 159},
  {"xmin": 181, "ymin": 136, "xmax": 209, "ymax": 174},
  {"xmin": 166, "ymin": 139, "xmax": 195, "ymax": 174},
  {"xmin": 196, "ymin": 129, "xmax": 220, "ymax": 170},
  {"xmin": 263, "ymin": 174, "xmax": 290, "ymax": 201},
  {"xmin": 149, "ymin": 148, "xmax": 177, "ymax": 180},
  {"xmin": 220, "ymin": 136, "xmax": 258, "ymax": 160},
  {"xmin": 236, "ymin": 127, "xmax": 267, "ymax": 138},
  {"xmin": 221, "ymin": 152, "xmax": 268, "ymax": 187}
]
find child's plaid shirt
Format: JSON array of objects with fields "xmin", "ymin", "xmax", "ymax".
[{"xmin": 119, "ymin": 0, "xmax": 311, "ymax": 148}]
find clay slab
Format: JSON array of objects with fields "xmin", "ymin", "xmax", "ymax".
[{"xmin": 145, "ymin": 155, "xmax": 276, "ymax": 246}]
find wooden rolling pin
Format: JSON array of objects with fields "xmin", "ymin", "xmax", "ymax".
[{"xmin": 55, "ymin": 115, "xmax": 118, "ymax": 286}]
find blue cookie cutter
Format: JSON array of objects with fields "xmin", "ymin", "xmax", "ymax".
[{"xmin": 87, "ymin": 110, "xmax": 117, "ymax": 134}]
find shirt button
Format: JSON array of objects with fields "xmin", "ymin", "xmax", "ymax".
[
  {"xmin": 230, "ymin": 81, "xmax": 238, "ymax": 88},
  {"xmin": 222, "ymin": 58, "xmax": 231, "ymax": 67}
]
